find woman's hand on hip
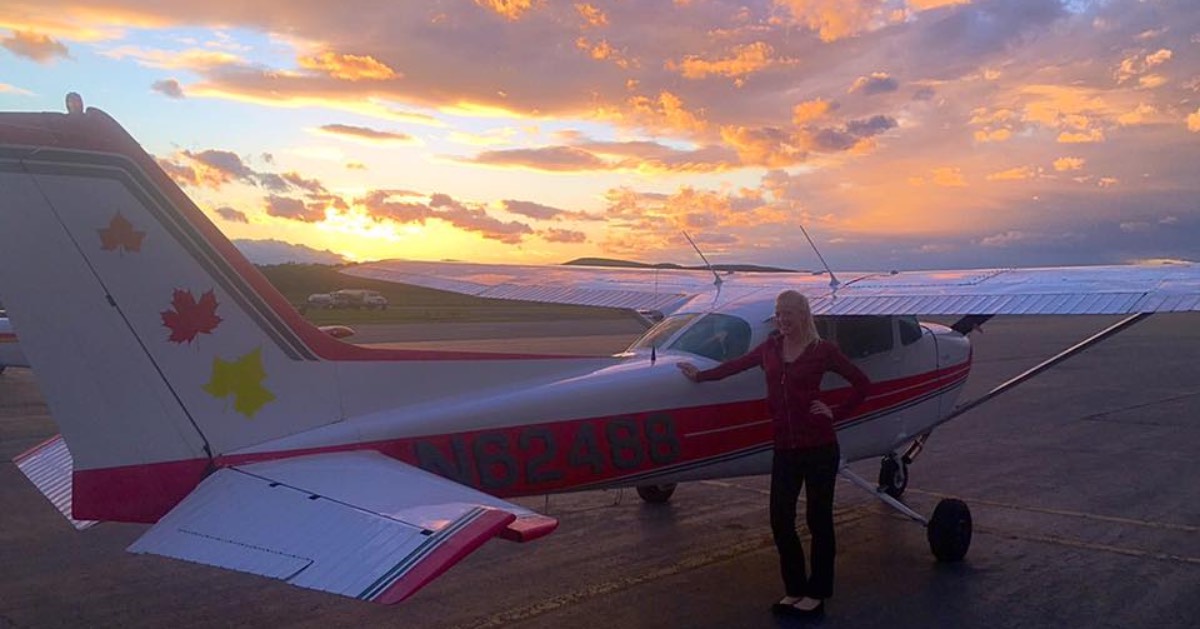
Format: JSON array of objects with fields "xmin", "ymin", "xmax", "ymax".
[
  {"xmin": 810, "ymin": 400, "xmax": 833, "ymax": 418},
  {"xmin": 677, "ymin": 361, "xmax": 700, "ymax": 381}
]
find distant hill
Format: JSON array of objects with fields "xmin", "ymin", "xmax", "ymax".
[
  {"xmin": 564, "ymin": 257, "xmax": 797, "ymax": 273},
  {"xmin": 234, "ymin": 239, "xmax": 347, "ymax": 266}
]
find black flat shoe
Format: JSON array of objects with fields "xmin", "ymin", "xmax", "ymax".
[
  {"xmin": 787, "ymin": 598, "xmax": 825, "ymax": 619},
  {"xmin": 771, "ymin": 596, "xmax": 802, "ymax": 614}
]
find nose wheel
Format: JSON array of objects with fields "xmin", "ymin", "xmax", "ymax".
[{"xmin": 877, "ymin": 454, "xmax": 908, "ymax": 498}]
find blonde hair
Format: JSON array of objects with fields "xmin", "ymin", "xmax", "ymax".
[{"xmin": 776, "ymin": 290, "xmax": 820, "ymax": 348}]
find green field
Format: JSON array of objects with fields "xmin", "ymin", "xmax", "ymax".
[{"xmin": 257, "ymin": 263, "xmax": 636, "ymax": 325}]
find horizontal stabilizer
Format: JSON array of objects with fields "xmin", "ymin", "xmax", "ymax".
[
  {"xmin": 129, "ymin": 451, "xmax": 557, "ymax": 603},
  {"xmin": 13, "ymin": 435, "xmax": 98, "ymax": 530}
]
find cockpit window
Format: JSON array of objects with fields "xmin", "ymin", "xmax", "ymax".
[
  {"xmin": 669, "ymin": 313, "xmax": 752, "ymax": 362},
  {"xmin": 627, "ymin": 314, "xmax": 698, "ymax": 352}
]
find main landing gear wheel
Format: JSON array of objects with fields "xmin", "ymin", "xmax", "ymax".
[
  {"xmin": 636, "ymin": 483, "xmax": 677, "ymax": 504},
  {"xmin": 927, "ymin": 498, "xmax": 972, "ymax": 562},
  {"xmin": 877, "ymin": 455, "xmax": 908, "ymax": 498}
]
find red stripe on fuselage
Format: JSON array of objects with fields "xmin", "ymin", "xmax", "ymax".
[{"xmin": 71, "ymin": 361, "xmax": 970, "ymax": 523}]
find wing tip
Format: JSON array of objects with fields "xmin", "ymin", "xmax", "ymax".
[
  {"xmin": 373, "ymin": 508, "xmax": 515, "ymax": 605},
  {"xmin": 500, "ymin": 514, "xmax": 559, "ymax": 542}
]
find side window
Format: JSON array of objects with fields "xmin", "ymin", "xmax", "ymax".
[
  {"xmin": 898, "ymin": 316, "xmax": 923, "ymax": 346},
  {"xmin": 670, "ymin": 314, "xmax": 752, "ymax": 362},
  {"xmin": 834, "ymin": 316, "xmax": 894, "ymax": 359},
  {"xmin": 814, "ymin": 316, "xmax": 834, "ymax": 341}
]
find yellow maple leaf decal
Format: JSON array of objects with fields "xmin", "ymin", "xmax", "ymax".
[{"xmin": 203, "ymin": 348, "xmax": 275, "ymax": 418}]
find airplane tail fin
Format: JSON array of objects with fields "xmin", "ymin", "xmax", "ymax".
[
  {"xmin": 0, "ymin": 107, "xmax": 360, "ymax": 519},
  {"xmin": 0, "ymin": 106, "xmax": 590, "ymax": 523}
]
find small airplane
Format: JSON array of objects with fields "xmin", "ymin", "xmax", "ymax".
[
  {"xmin": 2, "ymin": 97, "xmax": 1198, "ymax": 604},
  {"xmin": 0, "ymin": 312, "xmax": 29, "ymax": 373}
]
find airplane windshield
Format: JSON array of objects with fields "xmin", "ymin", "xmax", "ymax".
[
  {"xmin": 627, "ymin": 314, "xmax": 698, "ymax": 352},
  {"xmin": 668, "ymin": 313, "xmax": 752, "ymax": 362}
]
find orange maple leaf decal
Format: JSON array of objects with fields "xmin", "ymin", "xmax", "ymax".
[
  {"xmin": 161, "ymin": 289, "xmax": 222, "ymax": 344},
  {"xmin": 98, "ymin": 212, "xmax": 146, "ymax": 253}
]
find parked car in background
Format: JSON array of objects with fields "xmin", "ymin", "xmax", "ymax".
[
  {"xmin": 307, "ymin": 289, "xmax": 388, "ymax": 310},
  {"xmin": 306, "ymin": 292, "xmax": 334, "ymax": 309}
]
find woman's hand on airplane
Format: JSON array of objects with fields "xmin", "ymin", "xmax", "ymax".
[
  {"xmin": 810, "ymin": 400, "xmax": 833, "ymax": 418},
  {"xmin": 677, "ymin": 361, "xmax": 700, "ymax": 382}
]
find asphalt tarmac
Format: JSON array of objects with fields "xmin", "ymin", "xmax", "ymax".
[{"xmin": 1, "ymin": 314, "xmax": 1197, "ymax": 628}]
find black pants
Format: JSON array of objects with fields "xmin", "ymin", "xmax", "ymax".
[{"xmin": 769, "ymin": 443, "xmax": 840, "ymax": 598}]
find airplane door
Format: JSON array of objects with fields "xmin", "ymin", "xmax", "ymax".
[{"xmin": 890, "ymin": 316, "xmax": 940, "ymax": 446}]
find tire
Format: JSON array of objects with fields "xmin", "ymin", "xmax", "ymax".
[
  {"xmin": 878, "ymin": 456, "xmax": 908, "ymax": 498},
  {"xmin": 636, "ymin": 483, "xmax": 677, "ymax": 504},
  {"xmin": 927, "ymin": 498, "xmax": 972, "ymax": 562}
]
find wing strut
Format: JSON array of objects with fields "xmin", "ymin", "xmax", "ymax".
[{"xmin": 941, "ymin": 312, "xmax": 1153, "ymax": 427}]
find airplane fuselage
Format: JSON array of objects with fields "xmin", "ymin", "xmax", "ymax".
[{"xmin": 227, "ymin": 309, "xmax": 972, "ymax": 499}]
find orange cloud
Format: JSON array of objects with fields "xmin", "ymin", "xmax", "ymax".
[
  {"xmin": 907, "ymin": 0, "xmax": 970, "ymax": 9},
  {"xmin": 186, "ymin": 83, "xmax": 440, "ymax": 125},
  {"xmin": 0, "ymin": 83, "xmax": 33, "ymax": 96},
  {"xmin": 298, "ymin": 51, "xmax": 397, "ymax": 81},
  {"xmin": 773, "ymin": 0, "xmax": 882, "ymax": 42},
  {"xmin": 793, "ymin": 99, "xmax": 833, "ymax": 124},
  {"xmin": 0, "ymin": 3, "xmax": 170, "ymax": 41},
  {"xmin": 575, "ymin": 36, "xmax": 632, "ymax": 68},
  {"xmin": 575, "ymin": 3, "xmax": 608, "ymax": 28},
  {"xmin": 625, "ymin": 91, "xmax": 708, "ymax": 135},
  {"xmin": 720, "ymin": 126, "xmax": 803, "ymax": 168},
  {"xmin": 930, "ymin": 167, "xmax": 966, "ymax": 187},
  {"xmin": 1053, "ymin": 157, "xmax": 1085, "ymax": 172},
  {"xmin": 974, "ymin": 128, "xmax": 1012, "ymax": 142},
  {"xmin": 1057, "ymin": 129, "xmax": 1105, "ymax": 143},
  {"xmin": 469, "ymin": 146, "xmax": 611, "ymax": 172},
  {"xmin": 1188, "ymin": 107, "xmax": 1200, "ymax": 132},
  {"xmin": 986, "ymin": 166, "xmax": 1036, "ymax": 181},
  {"xmin": 314, "ymin": 123, "xmax": 419, "ymax": 145},
  {"xmin": 539, "ymin": 228, "xmax": 587, "ymax": 243},
  {"xmin": 474, "ymin": 0, "xmax": 539, "ymax": 21},
  {"xmin": 598, "ymin": 184, "xmax": 792, "ymax": 256},
  {"xmin": 102, "ymin": 45, "xmax": 241, "ymax": 70},
  {"xmin": 1, "ymin": 30, "xmax": 69, "ymax": 63},
  {"xmin": 1117, "ymin": 103, "xmax": 1159, "ymax": 126},
  {"xmin": 848, "ymin": 72, "xmax": 898, "ymax": 95},
  {"xmin": 669, "ymin": 42, "xmax": 778, "ymax": 82},
  {"xmin": 1116, "ymin": 48, "xmax": 1172, "ymax": 83}
]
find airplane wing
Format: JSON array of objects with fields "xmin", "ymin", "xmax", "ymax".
[
  {"xmin": 128, "ymin": 451, "xmax": 557, "ymax": 604},
  {"xmin": 342, "ymin": 259, "xmax": 807, "ymax": 314},
  {"xmin": 344, "ymin": 260, "xmax": 1200, "ymax": 316}
]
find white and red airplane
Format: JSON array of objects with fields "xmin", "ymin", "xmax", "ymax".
[{"xmin": 2, "ymin": 100, "xmax": 1198, "ymax": 604}]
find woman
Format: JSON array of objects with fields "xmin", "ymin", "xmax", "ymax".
[{"xmin": 678, "ymin": 290, "xmax": 870, "ymax": 618}]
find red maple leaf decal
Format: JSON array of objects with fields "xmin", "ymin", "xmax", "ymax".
[
  {"xmin": 161, "ymin": 289, "xmax": 222, "ymax": 344},
  {"xmin": 98, "ymin": 212, "xmax": 146, "ymax": 253}
]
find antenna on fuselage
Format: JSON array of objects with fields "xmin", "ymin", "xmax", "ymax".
[
  {"xmin": 682, "ymin": 231, "xmax": 723, "ymax": 289},
  {"xmin": 797, "ymin": 223, "xmax": 840, "ymax": 292}
]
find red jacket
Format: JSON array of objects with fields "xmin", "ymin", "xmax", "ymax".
[{"xmin": 696, "ymin": 334, "xmax": 871, "ymax": 450}]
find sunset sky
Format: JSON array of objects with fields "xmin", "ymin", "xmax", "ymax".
[{"xmin": 2, "ymin": 0, "xmax": 1197, "ymax": 270}]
